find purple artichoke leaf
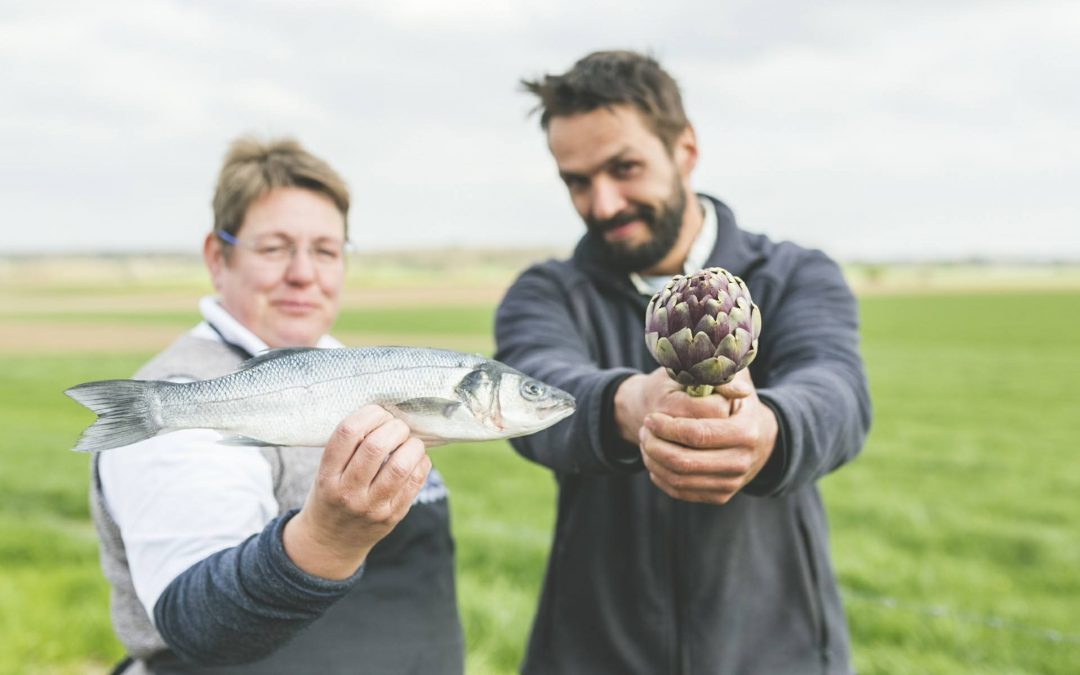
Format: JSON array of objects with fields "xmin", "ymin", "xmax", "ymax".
[
  {"xmin": 716, "ymin": 333, "xmax": 739, "ymax": 362},
  {"xmin": 669, "ymin": 302, "xmax": 693, "ymax": 334},
  {"xmin": 686, "ymin": 294, "xmax": 704, "ymax": 327},
  {"xmin": 693, "ymin": 313, "xmax": 716, "ymax": 337},
  {"xmin": 676, "ymin": 370, "xmax": 699, "ymax": 387},
  {"xmin": 668, "ymin": 327, "xmax": 694, "ymax": 364},
  {"xmin": 728, "ymin": 306, "xmax": 746, "ymax": 332},
  {"xmin": 645, "ymin": 331, "xmax": 660, "ymax": 357},
  {"xmin": 687, "ymin": 331, "xmax": 715, "ymax": 365},
  {"xmin": 711, "ymin": 313, "xmax": 729, "ymax": 345},
  {"xmin": 704, "ymin": 297, "xmax": 722, "ymax": 318},
  {"xmin": 733, "ymin": 327, "xmax": 753, "ymax": 359},
  {"xmin": 647, "ymin": 306, "xmax": 668, "ymax": 334},
  {"xmin": 717, "ymin": 290, "xmax": 733, "ymax": 313},
  {"xmin": 654, "ymin": 336, "xmax": 683, "ymax": 371},
  {"xmin": 689, "ymin": 356, "xmax": 737, "ymax": 386},
  {"xmin": 738, "ymin": 345, "xmax": 757, "ymax": 370}
]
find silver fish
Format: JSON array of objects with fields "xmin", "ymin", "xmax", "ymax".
[{"xmin": 65, "ymin": 346, "xmax": 576, "ymax": 452}]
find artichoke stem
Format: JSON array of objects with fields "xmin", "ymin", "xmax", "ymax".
[{"xmin": 686, "ymin": 384, "xmax": 714, "ymax": 397}]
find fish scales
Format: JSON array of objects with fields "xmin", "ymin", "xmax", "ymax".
[
  {"xmin": 162, "ymin": 349, "xmax": 484, "ymax": 445},
  {"xmin": 65, "ymin": 347, "xmax": 575, "ymax": 452}
]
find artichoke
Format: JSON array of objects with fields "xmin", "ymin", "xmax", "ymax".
[{"xmin": 644, "ymin": 267, "xmax": 762, "ymax": 397}]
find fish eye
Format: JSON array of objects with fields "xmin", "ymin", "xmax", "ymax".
[{"xmin": 520, "ymin": 379, "xmax": 546, "ymax": 401}]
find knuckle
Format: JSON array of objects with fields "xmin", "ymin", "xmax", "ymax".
[
  {"xmin": 358, "ymin": 404, "xmax": 391, "ymax": 421},
  {"xmin": 360, "ymin": 436, "xmax": 389, "ymax": 462},
  {"xmin": 368, "ymin": 502, "xmax": 394, "ymax": 525},
  {"xmin": 335, "ymin": 490, "xmax": 358, "ymax": 511},
  {"xmin": 415, "ymin": 455, "xmax": 432, "ymax": 480},
  {"xmin": 684, "ymin": 423, "xmax": 710, "ymax": 448},
  {"xmin": 670, "ymin": 454, "xmax": 697, "ymax": 475},
  {"xmin": 334, "ymin": 419, "xmax": 362, "ymax": 443},
  {"xmin": 386, "ymin": 457, "xmax": 412, "ymax": 481},
  {"xmin": 408, "ymin": 468, "xmax": 427, "ymax": 490},
  {"xmin": 385, "ymin": 418, "xmax": 411, "ymax": 440}
]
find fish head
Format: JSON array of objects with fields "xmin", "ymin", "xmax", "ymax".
[
  {"xmin": 392, "ymin": 355, "xmax": 577, "ymax": 444},
  {"xmin": 498, "ymin": 371, "xmax": 576, "ymax": 438},
  {"xmin": 485, "ymin": 364, "xmax": 576, "ymax": 439},
  {"xmin": 449, "ymin": 359, "xmax": 574, "ymax": 440}
]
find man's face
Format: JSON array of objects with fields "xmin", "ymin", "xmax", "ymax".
[
  {"xmin": 547, "ymin": 105, "xmax": 691, "ymax": 272},
  {"xmin": 204, "ymin": 187, "xmax": 346, "ymax": 348}
]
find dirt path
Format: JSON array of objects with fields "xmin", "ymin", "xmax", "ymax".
[{"xmin": 0, "ymin": 321, "xmax": 492, "ymax": 355}]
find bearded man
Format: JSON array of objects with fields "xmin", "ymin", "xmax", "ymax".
[{"xmin": 494, "ymin": 50, "xmax": 872, "ymax": 675}]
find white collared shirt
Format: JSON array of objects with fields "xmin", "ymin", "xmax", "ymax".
[
  {"xmin": 629, "ymin": 195, "xmax": 718, "ymax": 296},
  {"xmin": 98, "ymin": 298, "xmax": 341, "ymax": 621}
]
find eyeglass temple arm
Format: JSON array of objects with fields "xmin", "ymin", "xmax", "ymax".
[{"xmin": 216, "ymin": 230, "xmax": 239, "ymax": 245}]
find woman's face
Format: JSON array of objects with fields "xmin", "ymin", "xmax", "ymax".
[{"xmin": 204, "ymin": 187, "xmax": 347, "ymax": 348}]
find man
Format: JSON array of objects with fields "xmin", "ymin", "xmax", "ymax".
[
  {"xmin": 495, "ymin": 51, "xmax": 871, "ymax": 674},
  {"xmin": 92, "ymin": 137, "xmax": 463, "ymax": 673}
]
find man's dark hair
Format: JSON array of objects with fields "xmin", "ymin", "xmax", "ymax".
[{"xmin": 521, "ymin": 50, "xmax": 690, "ymax": 152}]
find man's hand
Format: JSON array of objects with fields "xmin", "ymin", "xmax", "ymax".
[
  {"xmin": 283, "ymin": 405, "xmax": 431, "ymax": 579},
  {"xmin": 614, "ymin": 367, "xmax": 752, "ymax": 445},
  {"xmin": 638, "ymin": 369, "xmax": 779, "ymax": 505}
]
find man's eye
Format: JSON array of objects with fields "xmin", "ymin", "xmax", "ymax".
[
  {"xmin": 612, "ymin": 162, "xmax": 638, "ymax": 178},
  {"xmin": 315, "ymin": 247, "xmax": 340, "ymax": 260}
]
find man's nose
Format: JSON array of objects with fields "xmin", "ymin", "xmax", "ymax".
[{"xmin": 589, "ymin": 177, "xmax": 628, "ymax": 222}]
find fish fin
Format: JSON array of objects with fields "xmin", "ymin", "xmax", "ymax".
[
  {"xmin": 65, "ymin": 379, "xmax": 169, "ymax": 452},
  {"xmin": 237, "ymin": 347, "xmax": 319, "ymax": 371},
  {"xmin": 218, "ymin": 435, "xmax": 277, "ymax": 447},
  {"xmin": 392, "ymin": 397, "xmax": 463, "ymax": 418}
]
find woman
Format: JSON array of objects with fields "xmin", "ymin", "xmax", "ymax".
[{"xmin": 92, "ymin": 138, "xmax": 463, "ymax": 674}]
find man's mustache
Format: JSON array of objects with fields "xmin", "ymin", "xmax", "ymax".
[{"xmin": 587, "ymin": 205, "xmax": 656, "ymax": 233}]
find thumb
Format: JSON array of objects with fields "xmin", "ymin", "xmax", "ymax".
[{"xmin": 715, "ymin": 373, "xmax": 752, "ymax": 399}]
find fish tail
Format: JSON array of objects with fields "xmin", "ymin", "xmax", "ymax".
[{"xmin": 64, "ymin": 379, "xmax": 169, "ymax": 452}]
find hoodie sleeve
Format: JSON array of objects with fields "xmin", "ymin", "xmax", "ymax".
[
  {"xmin": 745, "ymin": 249, "xmax": 872, "ymax": 496},
  {"xmin": 153, "ymin": 509, "xmax": 364, "ymax": 666},
  {"xmin": 494, "ymin": 263, "xmax": 643, "ymax": 475}
]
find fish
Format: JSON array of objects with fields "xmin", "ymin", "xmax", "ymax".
[{"xmin": 64, "ymin": 346, "xmax": 576, "ymax": 452}]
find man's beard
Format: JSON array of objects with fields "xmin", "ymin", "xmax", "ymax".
[{"xmin": 586, "ymin": 178, "xmax": 686, "ymax": 273}]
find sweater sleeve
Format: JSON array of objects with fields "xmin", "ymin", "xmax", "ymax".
[
  {"xmin": 745, "ymin": 249, "xmax": 872, "ymax": 496},
  {"xmin": 154, "ymin": 509, "xmax": 363, "ymax": 666},
  {"xmin": 494, "ymin": 264, "xmax": 643, "ymax": 475}
]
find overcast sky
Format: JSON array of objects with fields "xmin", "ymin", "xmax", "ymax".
[{"xmin": 2, "ymin": 0, "xmax": 1077, "ymax": 261}]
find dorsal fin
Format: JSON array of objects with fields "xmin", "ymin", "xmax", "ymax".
[{"xmin": 237, "ymin": 347, "xmax": 318, "ymax": 371}]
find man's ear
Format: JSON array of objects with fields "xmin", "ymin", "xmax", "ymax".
[
  {"xmin": 673, "ymin": 125, "xmax": 699, "ymax": 177},
  {"xmin": 203, "ymin": 232, "xmax": 225, "ymax": 292}
]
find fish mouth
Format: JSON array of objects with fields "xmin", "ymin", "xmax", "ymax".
[{"xmin": 536, "ymin": 392, "xmax": 576, "ymax": 420}]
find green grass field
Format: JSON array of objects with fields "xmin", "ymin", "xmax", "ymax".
[{"xmin": 1, "ymin": 265, "xmax": 1078, "ymax": 674}]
